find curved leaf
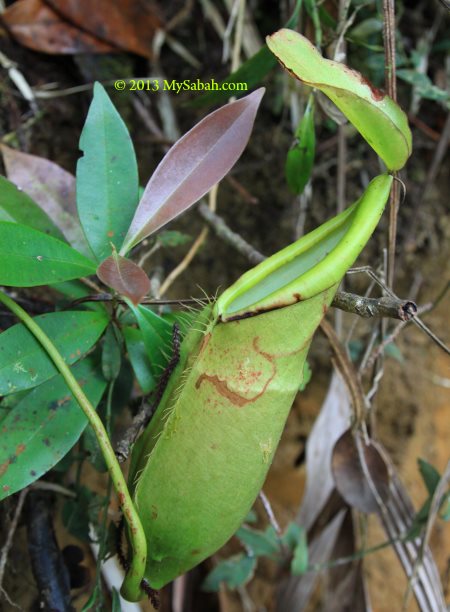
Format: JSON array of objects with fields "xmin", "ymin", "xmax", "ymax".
[
  {"xmin": 0, "ymin": 222, "xmax": 96, "ymax": 286},
  {"xmin": 0, "ymin": 175, "xmax": 65, "ymax": 239},
  {"xmin": 266, "ymin": 29, "xmax": 412, "ymax": 170},
  {"xmin": 1, "ymin": 145, "xmax": 90, "ymax": 255},
  {"xmin": 125, "ymin": 302, "xmax": 173, "ymax": 377},
  {"xmin": 97, "ymin": 254, "xmax": 150, "ymax": 305},
  {"xmin": 0, "ymin": 357, "xmax": 107, "ymax": 500},
  {"xmin": 285, "ymin": 94, "xmax": 315, "ymax": 195},
  {"xmin": 0, "ymin": 310, "xmax": 109, "ymax": 395},
  {"xmin": 77, "ymin": 82, "xmax": 139, "ymax": 261},
  {"xmin": 121, "ymin": 88, "xmax": 265, "ymax": 253},
  {"xmin": 123, "ymin": 326, "xmax": 154, "ymax": 394}
]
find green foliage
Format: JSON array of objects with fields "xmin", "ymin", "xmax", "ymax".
[
  {"xmin": 0, "ymin": 176, "xmax": 65, "ymax": 239},
  {"xmin": 101, "ymin": 325, "xmax": 122, "ymax": 381},
  {"xmin": 236, "ymin": 525, "xmax": 280, "ymax": 557},
  {"xmin": 202, "ymin": 554, "xmax": 257, "ymax": 591},
  {"xmin": 285, "ymin": 94, "xmax": 315, "ymax": 195},
  {"xmin": 0, "ymin": 310, "xmax": 109, "ymax": 395},
  {"xmin": 157, "ymin": 230, "xmax": 192, "ymax": 248},
  {"xmin": 76, "ymin": 82, "xmax": 139, "ymax": 261},
  {"xmin": 0, "ymin": 222, "xmax": 97, "ymax": 286},
  {"xmin": 267, "ymin": 30, "xmax": 412, "ymax": 170},
  {"xmin": 0, "ymin": 358, "xmax": 107, "ymax": 499},
  {"xmin": 62, "ymin": 484, "xmax": 107, "ymax": 542}
]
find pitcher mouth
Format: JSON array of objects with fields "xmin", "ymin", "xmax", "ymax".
[{"xmin": 215, "ymin": 173, "xmax": 393, "ymax": 322}]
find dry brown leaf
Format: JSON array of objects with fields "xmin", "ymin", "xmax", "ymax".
[
  {"xmin": 332, "ymin": 429, "xmax": 391, "ymax": 514},
  {"xmin": 46, "ymin": 0, "xmax": 163, "ymax": 57},
  {"xmin": 2, "ymin": 0, "xmax": 116, "ymax": 54}
]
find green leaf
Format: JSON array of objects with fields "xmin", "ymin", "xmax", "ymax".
[
  {"xmin": 126, "ymin": 302, "xmax": 173, "ymax": 377},
  {"xmin": 236, "ymin": 525, "xmax": 280, "ymax": 557},
  {"xmin": 397, "ymin": 69, "xmax": 450, "ymax": 105},
  {"xmin": 281, "ymin": 523, "xmax": 308, "ymax": 574},
  {"xmin": 349, "ymin": 17, "xmax": 383, "ymax": 40},
  {"xmin": 0, "ymin": 358, "xmax": 107, "ymax": 500},
  {"xmin": 384, "ymin": 341, "xmax": 404, "ymax": 363},
  {"xmin": 123, "ymin": 326, "xmax": 155, "ymax": 394},
  {"xmin": 285, "ymin": 94, "xmax": 315, "ymax": 195},
  {"xmin": 82, "ymin": 425, "xmax": 107, "ymax": 473},
  {"xmin": 440, "ymin": 493, "xmax": 450, "ymax": 521},
  {"xmin": 305, "ymin": 0, "xmax": 322, "ymax": 47},
  {"xmin": 63, "ymin": 485, "xmax": 106, "ymax": 542},
  {"xmin": 202, "ymin": 554, "xmax": 256, "ymax": 591},
  {"xmin": 111, "ymin": 589, "xmax": 122, "ymax": 612},
  {"xmin": 52, "ymin": 280, "xmax": 105, "ymax": 312},
  {"xmin": 291, "ymin": 528, "xmax": 308, "ymax": 575},
  {"xmin": 101, "ymin": 325, "xmax": 121, "ymax": 381},
  {"xmin": 266, "ymin": 30, "xmax": 412, "ymax": 170},
  {"xmin": 418, "ymin": 458, "xmax": 441, "ymax": 495},
  {"xmin": 281, "ymin": 522, "xmax": 304, "ymax": 549},
  {"xmin": 0, "ymin": 222, "xmax": 96, "ymax": 286},
  {"xmin": 191, "ymin": 47, "xmax": 276, "ymax": 108},
  {"xmin": 0, "ymin": 176, "xmax": 65, "ymax": 240},
  {"xmin": 158, "ymin": 230, "xmax": 192, "ymax": 248},
  {"xmin": 76, "ymin": 82, "xmax": 139, "ymax": 261},
  {"xmin": 0, "ymin": 310, "xmax": 109, "ymax": 395},
  {"xmin": 244, "ymin": 509, "xmax": 258, "ymax": 524}
]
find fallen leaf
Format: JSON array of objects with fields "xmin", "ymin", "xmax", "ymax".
[
  {"xmin": 331, "ymin": 429, "xmax": 390, "ymax": 514},
  {"xmin": 46, "ymin": 0, "xmax": 163, "ymax": 57},
  {"xmin": 2, "ymin": 0, "xmax": 115, "ymax": 54}
]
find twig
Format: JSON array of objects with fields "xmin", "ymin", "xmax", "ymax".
[
  {"xmin": 406, "ymin": 460, "xmax": 450, "ymax": 608},
  {"xmin": 0, "ymin": 488, "xmax": 28, "ymax": 592},
  {"xmin": 0, "ymin": 51, "xmax": 37, "ymax": 113},
  {"xmin": 382, "ymin": 0, "xmax": 398, "ymax": 288},
  {"xmin": 198, "ymin": 200, "xmax": 265, "ymax": 265},
  {"xmin": 259, "ymin": 491, "xmax": 282, "ymax": 536},
  {"xmin": 158, "ymin": 227, "xmax": 209, "ymax": 297},
  {"xmin": 319, "ymin": 319, "xmax": 366, "ymax": 425},
  {"xmin": 231, "ymin": 0, "xmax": 245, "ymax": 73},
  {"xmin": 157, "ymin": 188, "xmax": 218, "ymax": 297},
  {"xmin": 332, "ymin": 291, "xmax": 417, "ymax": 321}
]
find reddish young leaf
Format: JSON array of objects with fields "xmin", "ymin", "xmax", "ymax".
[
  {"xmin": 1, "ymin": 145, "xmax": 89, "ymax": 255},
  {"xmin": 97, "ymin": 255, "xmax": 150, "ymax": 305},
  {"xmin": 121, "ymin": 88, "xmax": 265, "ymax": 253},
  {"xmin": 1, "ymin": 0, "xmax": 115, "ymax": 54},
  {"xmin": 46, "ymin": 0, "xmax": 163, "ymax": 57}
]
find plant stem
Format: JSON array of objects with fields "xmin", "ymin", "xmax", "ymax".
[{"xmin": 0, "ymin": 290, "xmax": 146, "ymax": 602}]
